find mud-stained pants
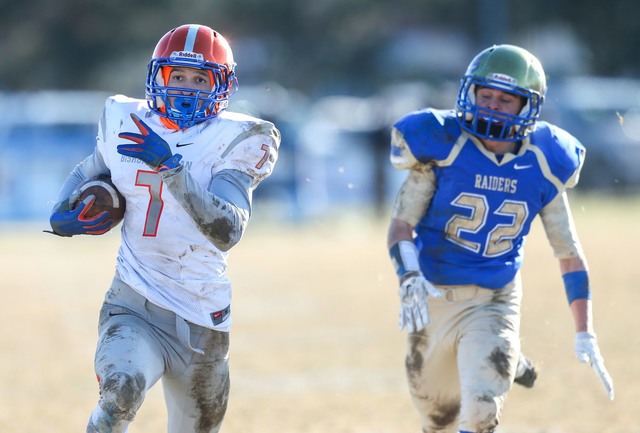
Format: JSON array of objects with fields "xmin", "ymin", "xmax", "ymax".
[
  {"xmin": 405, "ymin": 275, "xmax": 522, "ymax": 433},
  {"xmin": 86, "ymin": 277, "xmax": 230, "ymax": 433}
]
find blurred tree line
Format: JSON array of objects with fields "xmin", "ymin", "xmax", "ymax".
[{"xmin": 2, "ymin": 0, "xmax": 639, "ymax": 98}]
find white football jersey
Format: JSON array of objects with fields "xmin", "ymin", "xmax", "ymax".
[{"xmin": 96, "ymin": 95, "xmax": 279, "ymax": 331}]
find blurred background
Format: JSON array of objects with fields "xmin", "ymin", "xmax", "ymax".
[
  {"xmin": 2, "ymin": 0, "xmax": 640, "ymax": 223},
  {"xmin": 2, "ymin": 3, "xmax": 640, "ymax": 432}
]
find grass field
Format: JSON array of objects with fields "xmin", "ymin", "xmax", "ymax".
[{"xmin": 1, "ymin": 193, "xmax": 639, "ymax": 433}]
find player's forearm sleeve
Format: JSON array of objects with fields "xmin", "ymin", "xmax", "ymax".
[
  {"xmin": 391, "ymin": 168, "xmax": 437, "ymax": 226},
  {"xmin": 539, "ymin": 192, "xmax": 584, "ymax": 259},
  {"xmin": 160, "ymin": 166, "xmax": 251, "ymax": 251}
]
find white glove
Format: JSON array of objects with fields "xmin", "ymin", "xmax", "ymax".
[
  {"xmin": 398, "ymin": 272, "xmax": 442, "ymax": 333},
  {"xmin": 574, "ymin": 331, "xmax": 615, "ymax": 400}
]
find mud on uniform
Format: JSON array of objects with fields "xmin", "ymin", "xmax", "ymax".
[
  {"xmin": 58, "ymin": 95, "xmax": 279, "ymax": 432},
  {"xmin": 390, "ymin": 108, "xmax": 584, "ymax": 432}
]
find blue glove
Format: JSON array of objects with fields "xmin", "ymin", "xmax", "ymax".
[
  {"xmin": 48, "ymin": 195, "xmax": 113, "ymax": 236},
  {"xmin": 117, "ymin": 113, "xmax": 182, "ymax": 171}
]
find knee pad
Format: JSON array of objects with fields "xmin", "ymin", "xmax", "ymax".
[
  {"xmin": 99, "ymin": 371, "xmax": 146, "ymax": 421},
  {"xmin": 460, "ymin": 392, "xmax": 500, "ymax": 433}
]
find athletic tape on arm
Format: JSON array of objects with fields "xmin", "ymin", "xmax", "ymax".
[{"xmin": 389, "ymin": 240, "xmax": 421, "ymax": 277}]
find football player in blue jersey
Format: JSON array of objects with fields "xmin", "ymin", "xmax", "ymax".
[{"xmin": 387, "ymin": 44, "xmax": 614, "ymax": 433}]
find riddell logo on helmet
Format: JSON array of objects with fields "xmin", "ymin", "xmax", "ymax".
[
  {"xmin": 170, "ymin": 51, "xmax": 204, "ymax": 61},
  {"xmin": 488, "ymin": 73, "xmax": 517, "ymax": 86}
]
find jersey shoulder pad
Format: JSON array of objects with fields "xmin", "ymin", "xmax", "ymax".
[
  {"xmin": 214, "ymin": 111, "xmax": 281, "ymax": 185},
  {"xmin": 100, "ymin": 95, "xmax": 147, "ymax": 132},
  {"xmin": 108, "ymin": 94, "xmax": 142, "ymax": 105},
  {"xmin": 391, "ymin": 108, "xmax": 462, "ymax": 167},
  {"xmin": 529, "ymin": 122, "xmax": 586, "ymax": 187},
  {"xmin": 103, "ymin": 94, "xmax": 147, "ymax": 118},
  {"xmin": 98, "ymin": 94, "xmax": 148, "ymax": 146}
]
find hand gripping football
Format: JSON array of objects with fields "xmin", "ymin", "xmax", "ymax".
[{"xmin": 72, "ymin": 175, "xmax": 126, "ymax": 229}]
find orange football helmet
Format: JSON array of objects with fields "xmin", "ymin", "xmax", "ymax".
[{"xmin": 146, "ymin": 24, "xmax": 237, "ymax": 129}]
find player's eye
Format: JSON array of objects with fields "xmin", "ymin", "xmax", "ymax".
[
  {"xmin": 196, "ymin": 76, "xmax": 211, "ymax": 86},
  {"xmin": 168, "ymin": 76, "xmax": 183, "ymax": 86}
]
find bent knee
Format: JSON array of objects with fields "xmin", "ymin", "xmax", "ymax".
[
  {"xmin": 99, "ymin": 371, "xmax": 147, "ymax": 420},
  {"xmin": 460, "ymin": 392, "xmax": 500, "ymax": 433}
]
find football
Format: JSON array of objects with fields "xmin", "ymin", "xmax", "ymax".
[{"xmin": 72, "ymin": 175, "xmax": 126, "ymax": 229}]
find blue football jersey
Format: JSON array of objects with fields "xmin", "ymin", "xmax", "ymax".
[{"xmin": 392, "ymin": 109, "xmax": 585, "ymax": 289}]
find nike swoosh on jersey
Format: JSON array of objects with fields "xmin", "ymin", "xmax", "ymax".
[
  {"xmin": 176, "ymin": 142, "xmax": 194, "ymax": 147},
  {"xmin": 514, "ymin": 163, "xmax": 533, "ymax": 169}
]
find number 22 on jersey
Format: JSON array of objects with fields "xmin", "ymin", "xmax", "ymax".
[{"xmin": 444, "ymin": 192, "xmax": 529, "ymax": 257}]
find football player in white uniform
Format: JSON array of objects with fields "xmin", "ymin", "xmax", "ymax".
[{"xmin": 49, "ymin": 24, "xmax": 280, "ymax": 433}]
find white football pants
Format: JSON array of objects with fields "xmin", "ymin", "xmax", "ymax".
[{"xmin": 86, "ymin": 277, "xmax": 230, "ymax": 433}]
